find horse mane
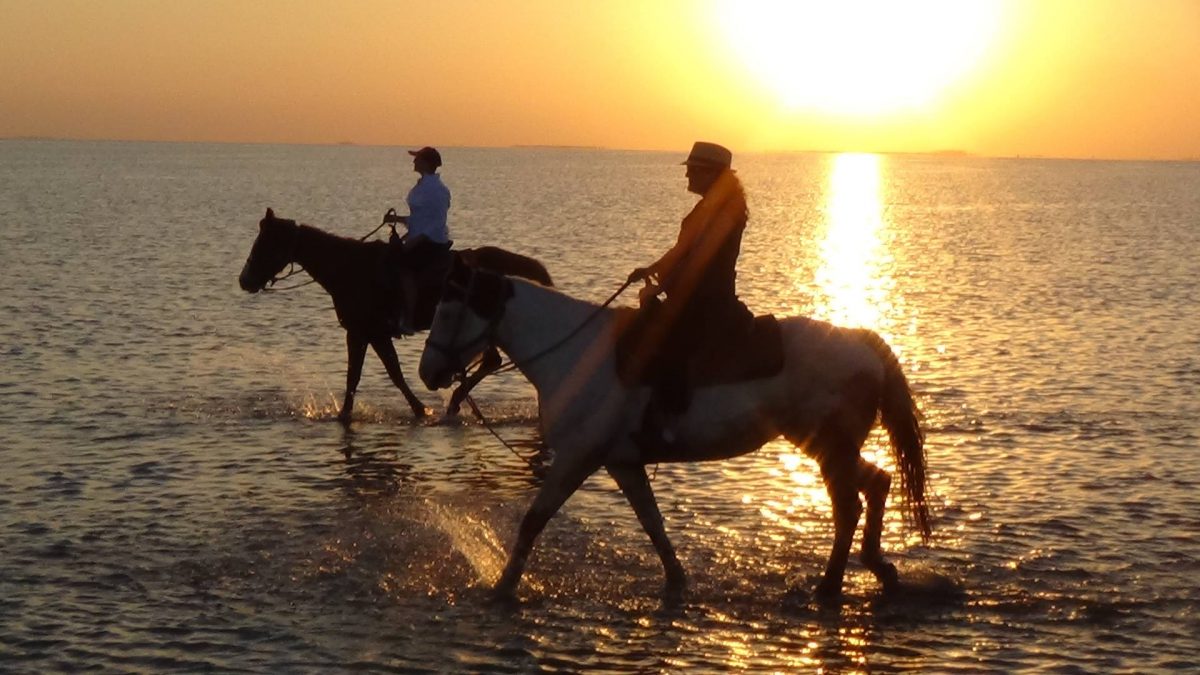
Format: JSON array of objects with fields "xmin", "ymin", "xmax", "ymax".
[
  {"xmin": 508, "ymin": 275, "xmax": 609, "ymax": 317},
  {"xmin": 286, "ymin": 222, "xmax": 551, "ymax": 287},
  {"xmin": 294, "ymin": 222, "xmax": 386, "ymax": 253},
  {"xmin": 461, "ymin": 246, "xmax": 553, "ymax": 286}
]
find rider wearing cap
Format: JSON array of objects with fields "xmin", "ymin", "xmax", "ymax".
[
  {"xmin": 627, "ymin": 141, "xmax": 754, "ymax": 442},
  {"xmin": 385, "ymin": 146, "xmax": 452, "ymax": 334},
  {"xmin": 388, "ymin": 146, "xmax": 451, "ymax": 249}
]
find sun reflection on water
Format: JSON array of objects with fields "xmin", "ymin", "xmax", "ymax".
[
  {"xmin": 765, "ymin": 152, "xmax": 911, "ymax": 586},
  {"xmin": 812, "ymin": 153, "xmax": 891, "ymax": 331}
]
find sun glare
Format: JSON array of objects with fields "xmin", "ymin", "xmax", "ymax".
[{"xmin": 715, "ymin": 0, "xmax": 1004, "ymax": 115}]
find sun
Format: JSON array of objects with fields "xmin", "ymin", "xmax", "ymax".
[{"xmin": 714, "ymin": 0, "xmax": 1004, "ymax": 116}]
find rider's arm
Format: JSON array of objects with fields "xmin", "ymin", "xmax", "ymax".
[{"xmin": 647, "ymin": 212, "xmax": 703, "ymax": 287}]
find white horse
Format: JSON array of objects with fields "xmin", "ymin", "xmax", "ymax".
[{"xmin": 419, "ymin": 262, "xmax": 930, "ymax": 601}]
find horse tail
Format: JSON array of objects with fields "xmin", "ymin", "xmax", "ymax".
[
  {"xmin": 463, "ymin": 246, "xmax": 554, "ymax": 286},
  {"xmin": 861, "ymin": 330, "xmax": 931, "ymax": 540}
]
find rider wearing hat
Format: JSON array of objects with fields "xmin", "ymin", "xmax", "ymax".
[
  {"xmin": 627, "ymin": 141, "xmax": 754, "ymax": 441},
  {"xmin": 385, "ymin": 146, "xmax": 452, "ymax": 334},
  {"xmin": 388, "ymin": 146, "xmax": 451, "ymax": 250}
]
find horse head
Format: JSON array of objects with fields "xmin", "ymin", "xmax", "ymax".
[
  {"xmin": 419, "ymin": 256, "xmax": 513, "ymax": 390},
  {"xmin": 239, "ymin": 208, "xmax": 300, "ymax": 292}
]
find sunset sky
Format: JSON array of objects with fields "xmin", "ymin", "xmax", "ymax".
[{"xmin": 2, "ymin": 0, "xmax": 1197, "ymax": 160}]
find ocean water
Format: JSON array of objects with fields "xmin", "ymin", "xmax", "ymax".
[{"xmin": 1, "ymin": 139, "xmax": 1198, "ymax": 672}]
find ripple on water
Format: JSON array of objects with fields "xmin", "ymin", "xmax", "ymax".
[{"xmin": 4, "ymin": 145, "xmax": 1200, "ymax": 671}]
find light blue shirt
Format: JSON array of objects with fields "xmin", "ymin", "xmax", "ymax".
[{"xmin": 405, "ymin": 173, "xmax": 451, "ymax": 244}]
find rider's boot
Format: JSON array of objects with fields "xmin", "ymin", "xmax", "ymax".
[
  {"xmin": 392, "ymin": 277, "xmax": 417, "ymax": 337},
  {"xmin": 630, "ymin": 374, "xmax": 689, "ymax": 454}
]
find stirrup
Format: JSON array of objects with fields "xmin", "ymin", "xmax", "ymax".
[
  {"xmin": 630, "ymin": 404, "xmax": 680, "ymax": 451},
  {"xmin": 389, "ymin": 316, "xmax": 414, "ymax": 337}
]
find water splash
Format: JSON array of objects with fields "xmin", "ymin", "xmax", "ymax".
[
  {"xmin": 424, "ymin": 500, "xmax": 509, "ymax": 586},
  {"xmin": 298, "ymin": 391, "xmax": 341, "ymax": 420}
]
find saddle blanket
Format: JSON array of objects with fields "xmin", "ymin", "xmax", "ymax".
[{"xmin": 613, "ymin": 308, "xmax": 784, "ymax": 387}]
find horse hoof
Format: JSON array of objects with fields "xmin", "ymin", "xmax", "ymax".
[
  {"xmin": 862, "ymin": 555, "xmax": 900, "ymax": 592},
  {"xmin": 812, "ymin": 579, "xmax": 843, "ymax": 603},
  {"xmin": 663, "ymin": 572, "xmax": 687, "ymax": 603},
  {"xmin": 490, "ymin": 584, "xmax": 519, "ymax": 606},
  {"xmin": 877, "ymin": 563, "xmax": 901, "ymax": 594}
]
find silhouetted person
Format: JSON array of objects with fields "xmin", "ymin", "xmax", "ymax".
[
  {"xmin": 627, "ymin": 141, "xmax": 753, "ymax": 445},
  {"xmin": 384, "ymin": 146, "xmax": 452, "ymax": 334}
]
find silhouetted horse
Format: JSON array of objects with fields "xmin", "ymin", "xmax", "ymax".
[
  {"xmin": 420, "ymin": 263, "xmax": 929, "ymax": 601},
  {"xmin": 239, "ymin": 208, "xmax": 552, "ymax": 422}
]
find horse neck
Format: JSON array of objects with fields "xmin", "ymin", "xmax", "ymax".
[
  {"xmin": 496, "ymin": 279, "xmax": 614, "ymax": 392},
  {"xmin": 291, "ymin": 225, "xmax": 360, "ymax": 288}
]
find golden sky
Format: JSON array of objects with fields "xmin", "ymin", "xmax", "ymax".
[{"xmin": 2, "ymin": 0, "xmax": 1197, "ymax": 159}]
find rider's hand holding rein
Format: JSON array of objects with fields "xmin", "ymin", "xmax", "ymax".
[
  {"xmin": 627, "ymin": 266, "xmax": 652, "ymax": 286},
  {"xmin": 637, "ymin": 282, "xmax": 663, "ymax": 307},
  {"xmin": 627, "ymin": 266, "xmax": 663, "ymax": 307}
]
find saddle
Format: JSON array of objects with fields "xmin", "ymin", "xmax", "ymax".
[
  {"xmin": 375, "ymin": 240, "xmax": 453, "ymax": 333},
  {"xmin": 407, "ymin": 242, "xmax": 454, "ymax": 331},
  {"xmin": 613, "ymin": 301, "xmax": 784, "ymax": 389}
]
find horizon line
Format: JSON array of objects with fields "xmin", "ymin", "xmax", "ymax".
[{"xmin": 3, "ymin": 135, "xmax": 1197, "ymax": 164}]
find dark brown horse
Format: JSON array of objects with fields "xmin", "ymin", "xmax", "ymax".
[{"xmin": 238, "ymin": 208, "xmax": 552, "ymax": 423}]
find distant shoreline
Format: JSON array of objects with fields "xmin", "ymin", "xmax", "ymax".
[
  {"xmin": 1, "ymin": 136, "xmax": 1195, "ymax": 163},
  {"xmin": 511, "ymin": 144, "xmax": 606, "ymax": 151}
]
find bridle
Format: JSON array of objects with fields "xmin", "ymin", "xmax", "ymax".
[
  {"xmin": 254, "ymin": 212, "xmax": 396, "ymax": 293},
  {"xmin": 425, "ymin": 265, "xmax": 636, "ymax": 385},
  {"xmin": 258, "ymin": 220, "xmax": 314, "ymax": 292},
  {"xmin": 422, "ymin": 268, "xmax": 508, "ymax": 381},
  {"xmin": 423, "ymin": 264, "xmax": 637, "ymax": 471}
]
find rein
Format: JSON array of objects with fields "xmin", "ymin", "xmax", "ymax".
[
  {"xmin": 461, "ymin": 393, "xmax": 545, "ymax": 469},
  {"xmin": 262, "ymin": 211, "xmax": 395, "ymax": 293},
  {"xmin": 423, "ymin": 271, "xmax": 491, "ymax": 373},
  {"xmin": 263, "ymin": 263, "xmax": 314, "ymax": 292},
  {"xmin": 261, "ymin": 222, "xmax": 308, "ymax": 292},
  {"xmin": 432, "ymin": 273, "xmax": 636, "ymax": 468},
  {"xmin": 491, "ymin": 277, "xmax": 635, "ymax": 376},
  {"xmin": 429, "ymin": 272, "xmax": 634, "ymax": 379}
]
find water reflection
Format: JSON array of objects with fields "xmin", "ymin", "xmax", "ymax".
[
  {"xmin": 761, "ymin": 153, "xmax": 905, "ymax": 600},
  {"xmin": 335, "ymin": 431, "xmax": 415, "ymax": 498},
  {"xmin": 813, "ymin": 153, "xmax": 890, "ymax": 331}
]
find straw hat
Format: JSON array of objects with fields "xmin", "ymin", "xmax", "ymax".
[{"xmin": 680, "ymin": 141, "xmax": 732, "ymax": 169}]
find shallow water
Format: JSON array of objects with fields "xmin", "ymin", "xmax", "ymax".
[{"xmin": 2, "ymin": 140, "xmax": 1199, "ymax": 671}]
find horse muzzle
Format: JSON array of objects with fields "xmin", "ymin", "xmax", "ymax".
[
  {"xmin": 420, "ymin": 326, "xmax": 494, "ymax": 391},
  {"xmin": 418, "ymin": 364, "xmax": 448, "ymax": 391},
  {"xmin": 239, "ymin": 262, "xmax": 265, "ymax": 293},
  {"xmin": 418, "ymin": 349, "xmax": 457, "ymax": 391}
]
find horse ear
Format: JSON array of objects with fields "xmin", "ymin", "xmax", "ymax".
[{"xmin": 265, "ymin": 207, "xmax": 275, "ymax": 219}]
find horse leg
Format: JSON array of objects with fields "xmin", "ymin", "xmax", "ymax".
[
  {"xmin": 815, "ymin": 452, "xmax": 863, "ymax": 600},
  {"xmin": 495, "ymin": 456, "xmax": 598, "ymax": 599},
  {"xmin": 802, "ymin": 372, "xmax": 877, "ymax": 599},
  {"xmin": 338, "ymin": 332, "xmax": 369, "ymax": 426},
  {"xmin": 368, "ymin": 337, "xmax": 428, "ymax": 418},
  {"xmin": 802, "ymin": 407, "xmax": 869, "ymax": 599},
  {"xmin": 858, "ymin": 458, "xmax": 900, "ymax": 592},
  {"xmin": 606, "ymin": 463, "xmax": 686, "ymax": 593},
  {"xmin": 446, "ymin": 347, "xmax": 502, "ymax": 418}
]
